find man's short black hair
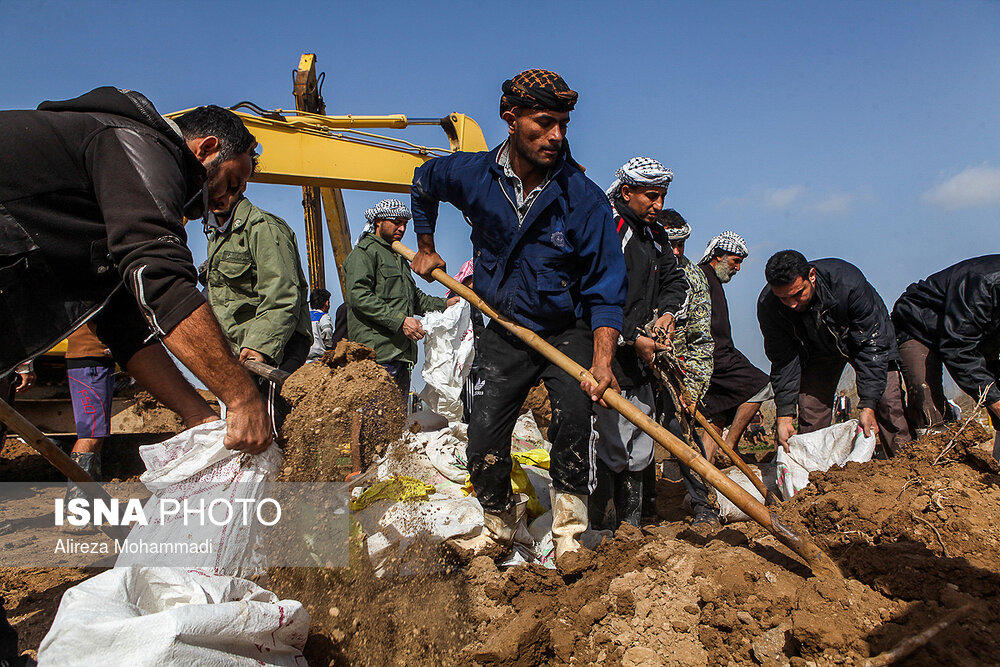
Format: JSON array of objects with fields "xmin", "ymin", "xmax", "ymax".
[
  {"xmin": 175, "ymin": 105, "xmax": 256, "ymax": 164},
  {"xmin": 309, "ymin": 287, "xmax": 332, "ymax": 310},
  {"xmin": 765, "ymin": 250, "xmax": 811, "ymax": 286},
  {"xmin": 658, "ymin": 208, "xmax": 687, "ymax": 228}
]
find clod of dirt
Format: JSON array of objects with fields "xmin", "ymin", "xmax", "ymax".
[
  {"xmin": 279, "ymin": 340, "xmax": 406, "ymax": 481},
  {"xmin": 109, "ymin": 390, "xmax": 185, "ymax": 435}
]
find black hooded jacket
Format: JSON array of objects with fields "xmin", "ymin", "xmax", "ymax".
[
  {"xmin": 757, "ymin": 258, "xmax": 898, "ymax": 416},
  {"xmin": 892, "ymin": 255, "xmax": 1000, "ymax": 405},
  {"xmin": 611, "ymin": 201, "xmax": 688, "ymax": 389},
  {"xmin": 0, "ymin": 87, "xmax": 207, "ymax": 374}
]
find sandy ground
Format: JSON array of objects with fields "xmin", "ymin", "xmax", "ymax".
[{"xmin": 2, "ymin": 356, "xmax": 998, "ymax": 666}]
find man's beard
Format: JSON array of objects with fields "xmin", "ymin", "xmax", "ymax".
[
  {"xmin": 714, "ymin": 262, "xmax": 737, "ymax": 283},
  {"xmin": 511, "ymin": 133, "xmax": 558, "ymax": 170}
]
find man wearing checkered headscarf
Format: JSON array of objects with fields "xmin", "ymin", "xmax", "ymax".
[
  {"xmin": 499, "ymin": 69, "xmax": 578, "ymax": 115},
  {"xmin": 409, "ymin": 69, "xmax": 628, "ymax": 570},
  {"xmin": 359, "ymin": 198, "xmax": 411, "ymax": 242},
  {"xmin": 590, "ymin": 158, "xmax": 688, "ymax": 530},
  {"xmin": 699, "ymin": 231, "xmax": 749, "ymax": 269},
  {"xmin": 605, "ymin": 156, "xmax": 674, "ymax": 204},
  {"xmin": 343, "ymin": 198, "xmax": 449, "ymax": 397},
  {"xmin": 697, "ymin": 230, "xmax": 773, "ymax": 463}
]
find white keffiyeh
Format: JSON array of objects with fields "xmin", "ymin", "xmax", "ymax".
[
  {"xmin": 699, "ymin": 231, "xmax": 749, "ymax": 265},
  {"xmin": 605, "ymin": 156, "xmax": 673, "ymax": 203},
  {"xmin": 360, "ymin": 198, "xmax": 412, "ymax": 240}
]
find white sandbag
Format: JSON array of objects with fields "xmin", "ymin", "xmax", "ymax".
[
  {"xmin": 775, "ymin": 419, "xmax": 876, "ymax": 499},
  {"xmin": 420, "ymin": 300, "xmax": 475, "ymax": 423},
  {"xmin": 115, "ymin": 420, "xmax": 282, "ymax": 576},
  {"xmin": 407, "ymin": 410, "xmax": 450, "ymax": 433},
  {"xmin": 38, "ymin": 567, "xmax": 309, "ymax": 667},
  {"xmin": 364, "ymin": 497, "xmax": 485, "ymax": 576},
  {"xmin": 716, "ymin": 464, "xmax": 779, "ymax": 523},
  {"xmin": 423, "ymin": 425, "xmax": 470, "ymax": 484}
]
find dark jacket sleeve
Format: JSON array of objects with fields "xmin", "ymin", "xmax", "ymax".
[
  {"xmin": 939, "ymin": 273, "xmax": 1000, "ymax": 404},
  {"xmin": 86, "ymin": 127, "xmax": 205, "ymax": 337},
  {"xmin": 411, "ymin": 153, "xmax": 471, "ymax": 236},
  {"xmin": 655, "ymin": 248, "xmax": 688, "ymax": 319},
  {"xmin": 757, "ymin": 288, "xmax": 802, "ymax": 417},
  {"xmin": 842, "ymin": 270, "xmax": 891, "ymax": 411},
  {"xmin": 575, "ymin": 201, "xmax": 626, "ymax": 332}
]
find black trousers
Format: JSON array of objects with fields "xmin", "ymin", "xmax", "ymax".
[
  {"xmin": 258, "ymin": 331, "xmax": 310, "ymax": 433},
  {"xmin": 468, "ymin": 320, "xmax": 596, "ymax": 513}
]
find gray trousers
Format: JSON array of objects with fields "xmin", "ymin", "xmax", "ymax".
[{"xmin": 594, "ymin": 384, "xmax": 656, "ymax": 473}]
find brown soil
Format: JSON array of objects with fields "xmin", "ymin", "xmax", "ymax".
[
  {"xmin": 6, "ymin": 355, "xmax": 1000, "ymax": 667},
  {"xmin": 521, "ymin": 383, "xmax": 552, "ymax": 432},
  {"xmin": 269, "ymin": 421, "xmax": 999, "ymax": 667},
  {"xmin": 279, "ymin": 340, "xmax": 406, "ymax": 481}
]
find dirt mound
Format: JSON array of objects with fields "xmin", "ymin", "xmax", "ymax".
[
  {"xmin": 279, "ymin": 340, "xmax": 406, "ymax": 481},
  {"xmin": 270, "ymin": 422, "xmax": 999, "ymax": 666},
  {"xmin": 109, "ymin": 390, "xmax": 186, "ymax": 435}
]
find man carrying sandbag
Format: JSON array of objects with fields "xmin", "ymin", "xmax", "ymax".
[
  {"xmin": 0, "ymin": 91, "xmax": 272, "ymax": 454},
  {"xmin": 758, "ymin": 250, "xmax": 914, "ymax": 455}
]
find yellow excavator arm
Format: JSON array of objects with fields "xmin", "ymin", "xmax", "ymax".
[{"xmin": 168, "ymin": 53, "xmax": 488, "ymax": 295}]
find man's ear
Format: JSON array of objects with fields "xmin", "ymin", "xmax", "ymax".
[
  {"xmin": 501, "ymin": 109, "xmax": 517, "ymax": 134},
  {"xmin": 187, "ymin": 135, "xmax": 220, "ymax": 163},
  {"xmin": 620, "ymin": 183, "xmax": 632, "ymax": 202},
  {"xmin": 808, "ymin": 267, "xmax": 817, "ymax": 284}
]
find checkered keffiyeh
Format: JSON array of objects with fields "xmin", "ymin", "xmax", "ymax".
[
  {"xmin": 605, "ymin": 157, "xmax": 674, "ymax": 203},
  {"xmin": 500, "ymin": 69, "xmax": 578, "ymax": 115},
  {"xmin": 664, "ymin": 223, "xmax": 691, "ymax": 242},
  {"xmin": 699, "ymin": 231, "xmax": 749, "ymax": 265},
  {"xmin": 364, "ymin": 198, "xmax": 411, "ymax": 224},
  {"xmin": 358, "ymin": 199, "xmax": 412, "ymax": 242}
]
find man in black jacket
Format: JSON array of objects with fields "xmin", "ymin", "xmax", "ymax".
[
  {"xmin": 0, "ymin": 88, "xmax": 271, "ymax": 455},
  {"xmin": 758, "ymin": 250, "xmax": 913, "ymax": 455},
  {"xmin": 892, "ymin": 256, "xmax": 1000, "ymax": 450},
  {"xmin": 591, "ymin": 157, "xmax": 686, "ymax": 530}
]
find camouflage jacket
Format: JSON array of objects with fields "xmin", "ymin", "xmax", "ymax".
[{"xmin": 673, "ymin": 255, "xmax": 715, "ymax": 401}]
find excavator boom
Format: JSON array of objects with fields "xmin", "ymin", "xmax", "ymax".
[{"xmin": 168, "ymin": 54, "xmax": 486, "ymax": 295}]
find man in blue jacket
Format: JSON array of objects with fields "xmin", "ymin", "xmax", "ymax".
[{"xmin": 410, "ymin": 69, "xmax": 627, "ymax": 570}]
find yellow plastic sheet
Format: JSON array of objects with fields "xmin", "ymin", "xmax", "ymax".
[
  {"xmin": 462, "ymin": 448, "xmax": 552, "ymax": 518},
  {"xmin": 349, "ymin": 476, "xmax": 435, "ymax": 511}
]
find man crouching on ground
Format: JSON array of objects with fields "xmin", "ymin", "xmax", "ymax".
[{"xmin": 409, "ymin": 69, "xmax": 627, "ymax": 572}]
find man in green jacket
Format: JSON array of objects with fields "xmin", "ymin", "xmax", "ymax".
[
  {"xmin": 206, "ymin": 195, "xmax": 312, "ymax": 426},
  {"xmin": 344, "ymin": 199, "xmax": 454, "ymax": 397}
]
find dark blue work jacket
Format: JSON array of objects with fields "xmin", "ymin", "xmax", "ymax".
[{"xmin": 411, "ymin": 143, "xmax": 626, "ymax": 333}]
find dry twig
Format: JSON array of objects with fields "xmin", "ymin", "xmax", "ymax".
[
  {"xmin": 896, "ymin": 477, "xmax": 921, "ymax": 499},
  {"xmin": 910, "ymin": 512, "xmax": 948, "ymax": 558},
  {"xmin": 933, "ymin": 383, "xmax": 993, "ymax": 465}
]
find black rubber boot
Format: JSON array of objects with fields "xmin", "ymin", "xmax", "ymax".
[
  {"xmin": 588, "ymin": 459, "xmax": 615, "ymax": 531},
  {"xmin": 614, "ymin": 469, "xmax": 644, "ymax": 528},
  {"xmin": 640, "ymin": 461, "xmax": 658, "ymax": 520},
  {"xmin": 0, "ymin": 596, "xmax": 23, "ymax": 667},
  {"xmin": 65, "ymin": 451, "xmax": 102, "ymax": 504}
]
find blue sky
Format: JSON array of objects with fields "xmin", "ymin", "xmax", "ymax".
[{"xmin": 3, "ymin": 0, "xmax": 998, "ymax": 380}]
